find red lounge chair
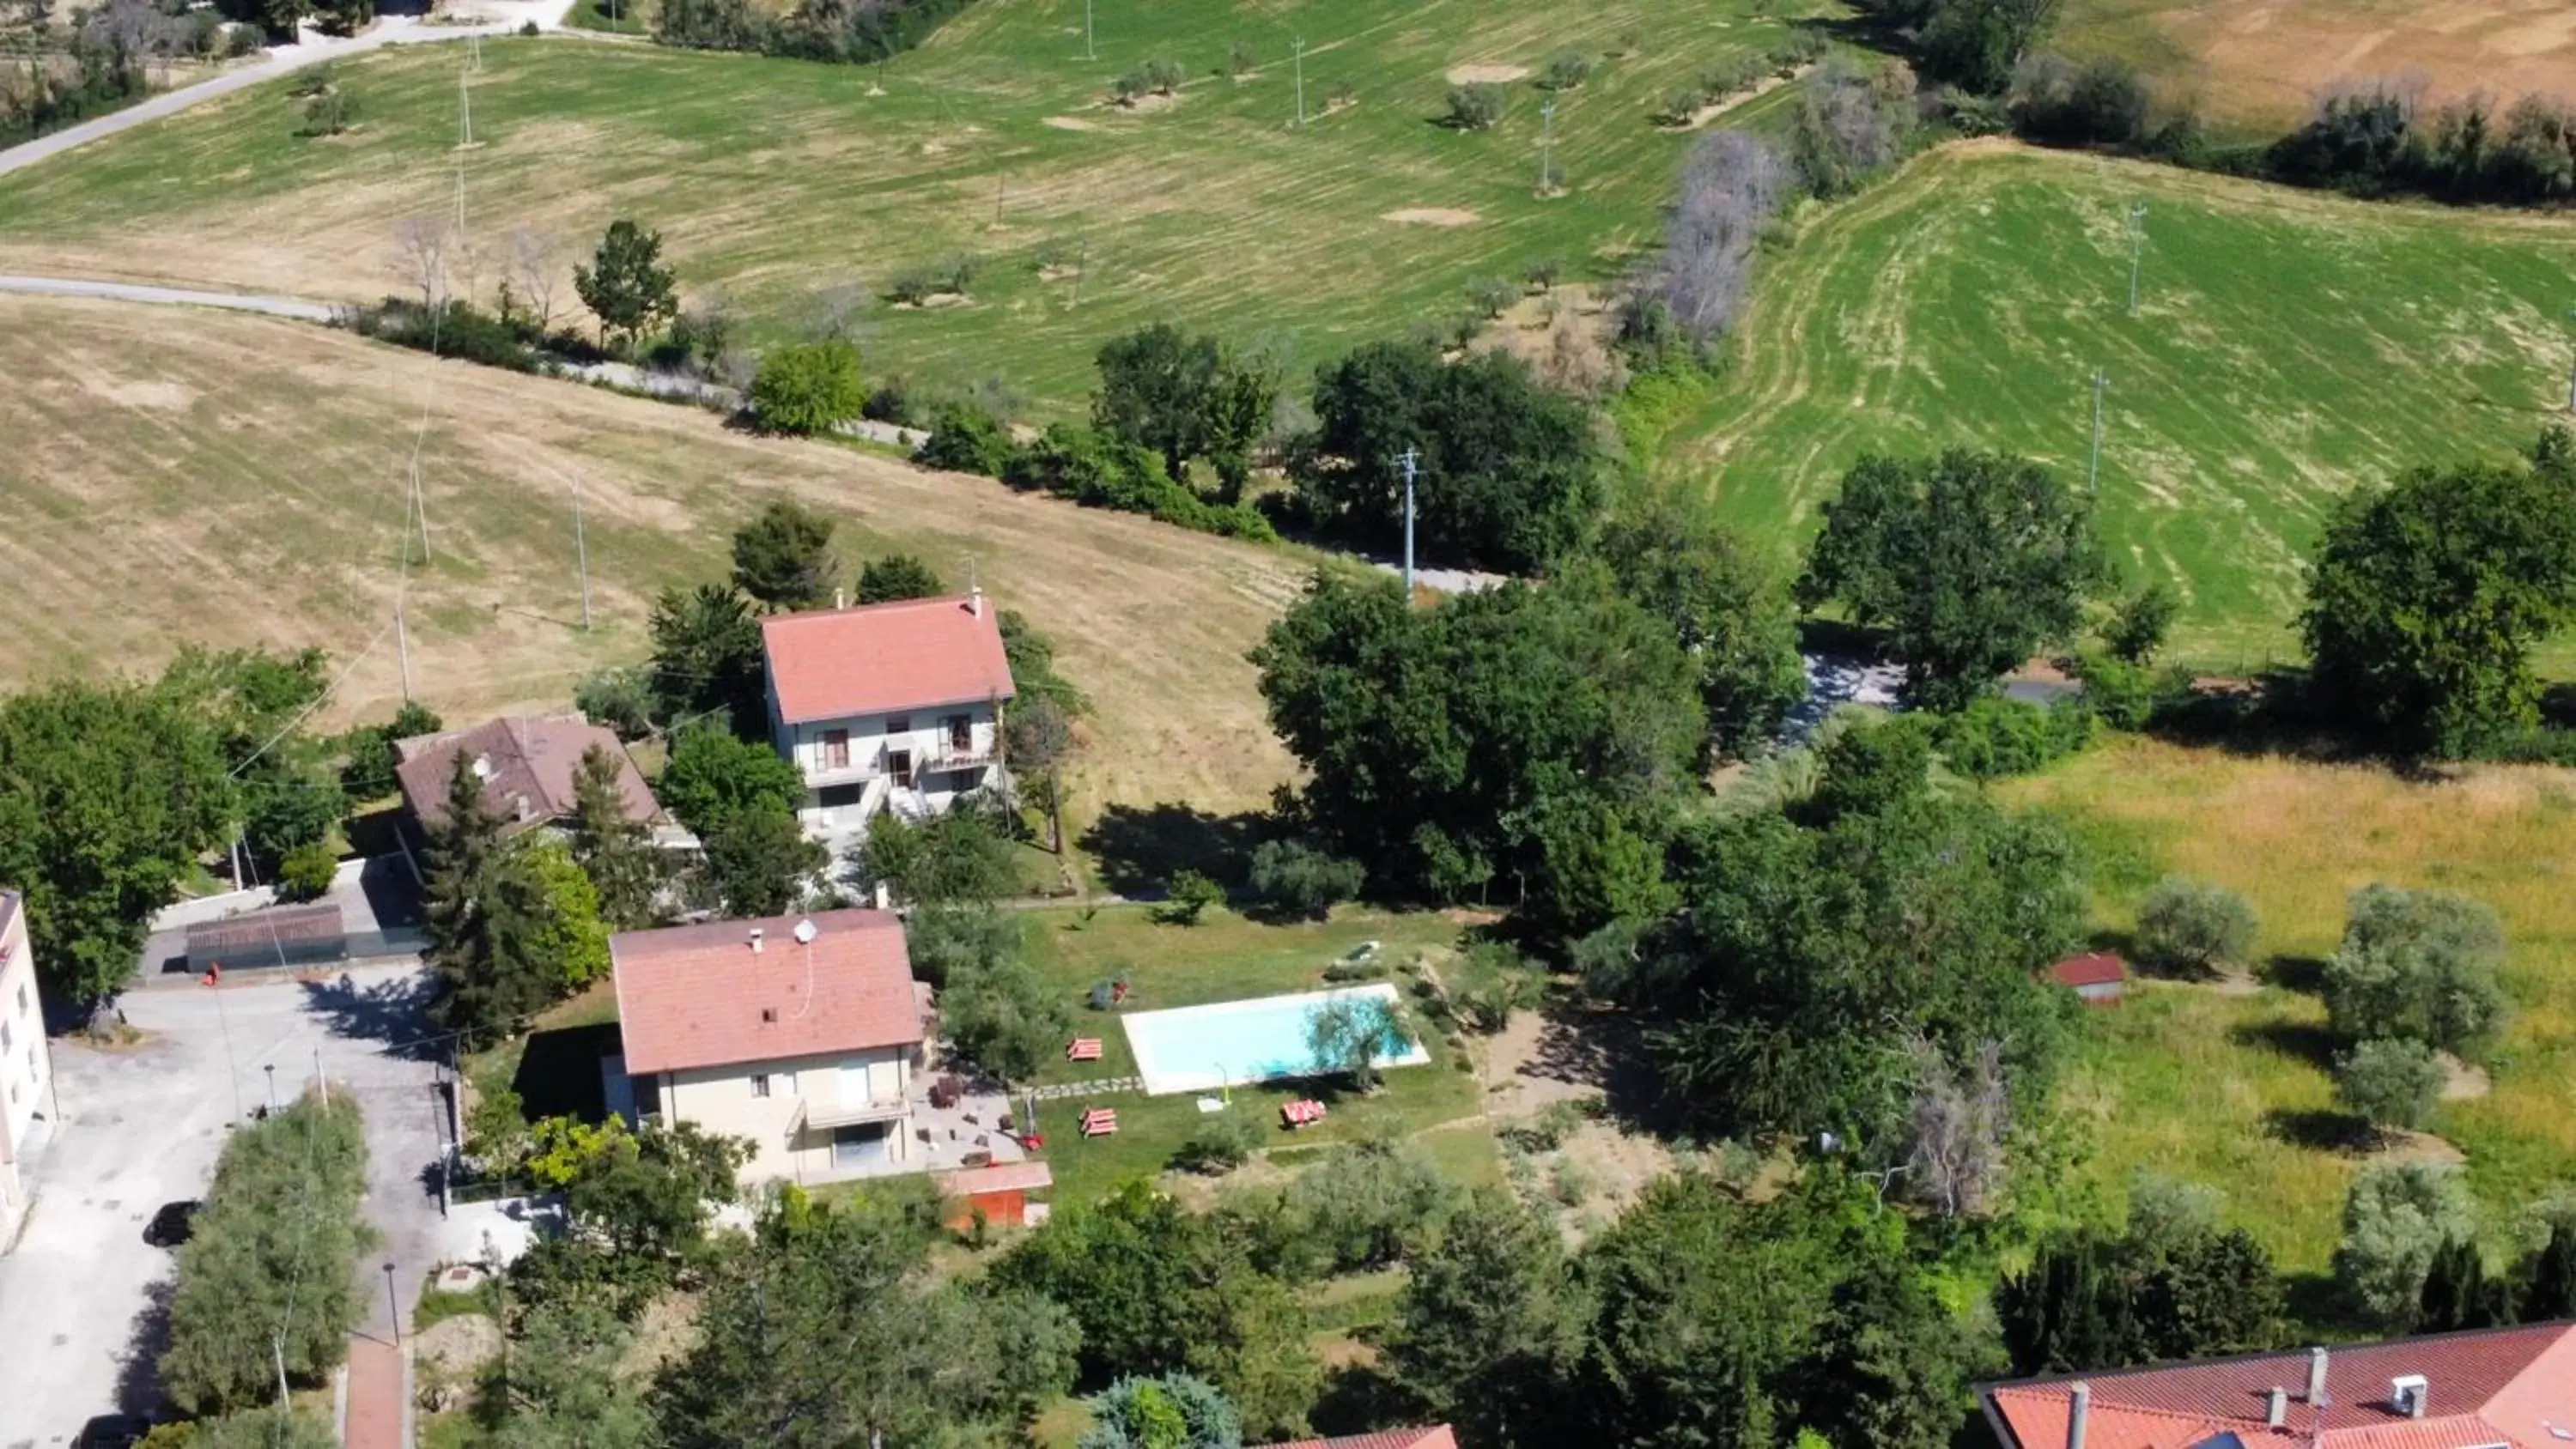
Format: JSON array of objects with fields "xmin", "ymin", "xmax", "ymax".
[
  {"xmin": 1080, "ymin": 1108, "xmax": 1119, "ymax": 1137},
  {"xmin": 1281, "ymin": 1100, "xmax": 1327, "ymax": 1129},
  {"xmin": 1067, "ymin": 1038, "xmax": 1104, "ymax": 1061}
]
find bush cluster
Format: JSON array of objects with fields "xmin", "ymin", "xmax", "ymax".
[
  {"xmin": 914, "ymin": 413, "xmax": 1276, "ymax": 543},
  {"xmin": 1931, "ymin": 695, "xmax": 2095, "ymax": 779},
  {"xmin": 655, "ymin": 0, "xmax": 971, "ymax": 64}
]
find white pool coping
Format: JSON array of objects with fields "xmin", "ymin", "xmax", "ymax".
[{"xmin": 1121, "ymin": 981, "xmax": 1431, "ymax": 1096}]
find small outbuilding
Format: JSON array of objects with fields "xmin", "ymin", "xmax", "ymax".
[
  {"xmin": 2047, "ymin": 951, "xmax": 2128, "ymax": 1006},
  {"xmin": 938, "ymin": 1160, "xmax": 1053, "ymax": 1232}
]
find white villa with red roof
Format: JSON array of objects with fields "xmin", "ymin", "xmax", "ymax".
[{"xmin": 759, "ymin": 590, "xmax": 1016, "ymax": 844}]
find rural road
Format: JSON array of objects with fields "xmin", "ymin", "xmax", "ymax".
[
  {"xmin": 0, "ymin": 275, "xmax": 335, "ymax": 321},
  {"xmin": 0, "ymin": 0, "xmax": 580, "ymax": 181}
]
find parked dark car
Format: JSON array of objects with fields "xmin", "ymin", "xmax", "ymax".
[
  {"xmin": 73, "ymin": 1414, "xmax": 154, "ymax": 1448},
  {"xmin": 143, "ymin": 1199, "xmax": 201, "ymax": 1248}
]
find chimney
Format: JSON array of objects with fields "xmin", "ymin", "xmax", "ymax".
[
  {"xmin": 2307, "ymin": 1346, "xmax": 2331, "ymax": 1407},
  {"xmin": 750, "ymin": 927, "xmax": 765, "ymax": 955},
  {"xmin": 2067, "ymin": 1381, "xmax": 2089, "ymax": 1449},
  {"xmin": 969, "ymin": 585, "xmax": 984, "ymax": 618},
  {"xmin": 2391, "ymin": 1373, "xmax": 2428, "ymax": 1419},
  {"xmin": 2266, "ymin": 1387, "xmax": 2287, "ymax": 1428}
]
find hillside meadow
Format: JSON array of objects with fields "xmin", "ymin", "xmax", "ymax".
[
  {"xmin": 1650, "ymin": 142, "xmax": 2576, "ymax": 669},
  {"xmin": 0, "ymin": 291, "xmax": 1304, "ymax": 822},
  {"xmin": 0, "ymin": 0, "xmax": 1829, "ymax": 411},
  {"xmin": 2005, "ymin": 736, "xmax": 2576, "ymax": 1276}
]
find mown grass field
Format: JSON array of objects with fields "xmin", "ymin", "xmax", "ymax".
[
  {"xmin": 2002, "ymin": 737, "xmax": 2576, "ymax": 1276},
  {"xmin": 1653, "ymin": 142, "xmax": 2576, "ymax": 669},
  {"xmin": 0, "ymin": 292, "xmax": 1307, "ymax": 821},
  {"xmin": 2052, "ymin": 0, "xmax": 2576, "ymax": 135},
  {"xmin": 0, "ymin": 0, "xmax": 1826, "ymax": 411}
]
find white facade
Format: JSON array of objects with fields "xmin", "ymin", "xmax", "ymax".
[
  {"xmin": 641, "ymin": 1042, "xmax": 918, "ymax": 1184},
  {"xmin": 771, "ymin": 701, "xmax": 1006, "ymax": 840},
  {"xmin": 0, "ymin": 896, "xmax": 56, "ymax": 1249}
]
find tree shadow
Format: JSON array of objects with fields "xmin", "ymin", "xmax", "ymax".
[
  {"xmin": 300, "ymin": 972, "xmax": 442, "ymax": 1060},
  {"xmin": 2283, "ymin": 1270, "xmax": 2374, "ymax": 1337},
  {"xmin": 112, "ymin": 1274, "xmax": 176, "ymax": 1417},
  {"xmin": 1078, "ymin": 802, "xmax": 1271, "ymax": 899},
  {"xmin": 2263, "ymin": 1107, "xmax": 2374, "ymax": 1153},
  {"xmin": 1519, "ymin": 1001, "xmax": 1673, "ymax": 1132},
  {"xmin": 2229, "ymin": 1018, "xmax": 2338, "ymax": 1070},
  {"xmin": 2265, "ymin": 955, "xmax": 2330, "ymax": 995},
  {"xmin": 1306, "ymin": 1361, "xmax": 1422, "ymax": 1438},
  {"xmin": 513, "ymin": 1022, "xmax": 620, "ymax": 1123}
]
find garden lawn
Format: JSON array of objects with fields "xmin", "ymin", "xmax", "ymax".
[
  {"xmin": 1650, "ymin": 142, "xmax": 2576, "ymax": 671},
  {"xmin": 1018, "ymin": 904, "xmax": 1494, "ymax": 1206},
  {"xmin": 2002, "ymin": 736, "xmax": 2576, "ymax": 1276},
  {"xmin": 0, "ymin": 0, "xmax": 1842, "ymax": 413}
]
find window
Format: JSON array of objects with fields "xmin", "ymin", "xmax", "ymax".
[
  {"xmin": 749, "ymin": 1073, "xmax": 771, "ymax": 1099},
  {"xmin": 889, "ymin": 750, "xmax": 914, "ymax": 788},
  {"xmin": 832, "ymin": 1121, "xmax": 893, "ymax": 1168},
  {"xmin": 818, "ymin": 783, "xmax": 865, "ymax": 809},
  {"xmin": 884, "ymin": 715, "xmax": 910, "ymax": 735},
  {"xmin": 821, "ymin": 729, "xmax": 850, "ymax": 769},
  {"xmin": 945, "ymin": 714, "xmax": 972, "ymax": 751}
]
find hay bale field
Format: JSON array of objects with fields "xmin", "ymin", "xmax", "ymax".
[
  {"xmin": 0, "ymin": 0, "xmax": 1830, "ymax": 411},
  {"xmin": 0, "ymin": 292, "xmax": 1302, "ymax": 819},
  {"xmin": 1652, "ymin": 142, "xmax": 2576, "ymax": 668}
]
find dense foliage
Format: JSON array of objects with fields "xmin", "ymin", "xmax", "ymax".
[
  {"xmin": 422, "ymin": 758, "xmax": 615, "ymax": 1040},
  {"xmin": 655, "ymin": 0, "xmax": 974, "ymax": 64},
  {"xmin": 2301, "ymin": 433, "xmax": 2576, "ymax": 756},
  {"xmin": 574, "ymin": 219, "xmax": 680, "ymax": 349},
  {"xmin": 1093, "ymin": 324, "xmax": 1279, "ymax": 497},
  {"xmin": 731, "ymin": 498, "xmax": 841, "ymax": 612},
  {"xmin": 1998, "ymin": 1185, "xmax": 2283, "ymax": 1374},
  {"xmin": 2133, "ymin": 876, "xmax": 2258, "ymax": 978},
  {"xmin": 1798, "ymin": 449, "xmax": 2108, "ymax": 712},
  {"xmin": 2320, "ymin": 883, "xmax": 2509, "ymax": 1057},
  {"xmin": 750, "ymin": 338, "xmax": 867, "ymax": 436},
  {"xmin": 1591, "ymin": 495, "xmax": 1807, "ymax": 759},
  {"xmin": 2335, "ymin": 1161, "xmax": 2478, "ymax": 1327},
  {"xmin": 2271, "ymin": 88, "xmax": 2576, "ymax": 206},
  {"xmin": 1294, "ymin": 339, "xmax": 1604, "ymax": 573},
  {"xmin": 1252, "ymin": 567, "xmax": 1702, "ymax": 937}
]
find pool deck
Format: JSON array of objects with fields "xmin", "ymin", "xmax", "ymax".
[{"xmin": 1121, "ymin": 982, "xmax": 1431, "ymax": 1096}]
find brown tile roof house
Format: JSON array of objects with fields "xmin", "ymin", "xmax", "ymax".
[
  {"xmin": 762, "ymin": 592, "xmax": 1016, "ymax": 725},
  {"xmin": 1254, "ymin": 1431, "xmax": 1458, "ymax": 1449},
  {"xmin": 396, "ymin": 714, "xmax": 659, "ymax": 834},
  {"xmin": 611, "ymin": 908, "xmax": 925, "ymax": 1076},
  {"xmin": 2048, "ymin": 951, "xmax": 2129, "ymax": 1005},
  {"xmin": 1982, "ymin": 1321, "xmax": 2576, "ymax": 1449}
]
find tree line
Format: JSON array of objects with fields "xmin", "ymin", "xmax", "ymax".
[{"xmin": 653, "ymin": 0, "xmax": 972, "ymax": 66}]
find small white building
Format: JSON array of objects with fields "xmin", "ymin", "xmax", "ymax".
[
  {"xmin": 760, "ymin": 591, "xmax": 1017, "ymax": 845},
  {"xmin": 0, "ymin": 890, "xmax": 58, "ymax": 1251},
  {"xmin": 610, "ymin": 908, "xmax": 930, "ymax": 1183}
]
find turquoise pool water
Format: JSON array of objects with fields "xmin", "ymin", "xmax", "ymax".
[{"xmin": 1121, "ymin": 984, "xmax": 1428, "ymax": 1096}]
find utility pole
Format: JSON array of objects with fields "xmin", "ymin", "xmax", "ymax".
[
  {"xmin": 1292, "ymin": 38, "xmax": 1306, "ymax": 127},
  {"xmin": 568, "ymin": 470, "xmax": 592, "ymax": 631},
  {"xmin": 315, "ymin": 1046, "xmax": 328, "ymax": 1109},
  {"xmin": 273, "ymin": 1331, "xmax": 290, "ymax": 1410},
  {"xmin": 1399, "ymin": 447, "xmax": 1419, "ymax": 597},
  {"xmin": 1540, "ymin": 99, "xmax": 1556, "ymax": 191},
  {"xmin": 396, "ymin": 594, "xmax": 413, "ymax": 703},
  {"xmin": 1083, "ymin": 0, "xmax": 1093, "ymax": 61},
  {"xmin": 2126, "ymin": 202, "xmax": 2147, "ymax": 317},
  {"xmin": 2087, "ymin": 368, "xmax": 2108, "ymax": 494},
  {"xmin": 264, "ymin": 1063, "xmax": 279, "ymax": 1113}
]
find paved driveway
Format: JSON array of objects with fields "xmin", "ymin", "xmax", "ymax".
[{"xmin": 0, "ymin": 964, "xmax": 450, "ymax": 1448}]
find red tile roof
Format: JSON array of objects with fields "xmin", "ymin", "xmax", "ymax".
[
  {"xmin": 2049, "ymin": 951, "xmax": 2129, "ymax": 988},
  {"xmin": 1254, "ymin": 1430, "xmax": 1458, "ymax": 1449},
  {"xmin": 1984, "ymin": 1322, "xmax": 2576, "ymax": 1449},
  {"xmin": 762, "ymin": 593, "xmax": 1015, "ymax": 725},
  {"xmin": 611, "ymin": 909, "xmax": 923, "ymax": 1075},
  {"xmin": 396, "ymin": 715, "xmax": 659, "ymax": 834},
  {"xmin": 937, "ymin": 1161, "xmax": 1054, "ymax": 1197}
]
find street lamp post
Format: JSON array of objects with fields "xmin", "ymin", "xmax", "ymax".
[{"xmin": 384, "ymin": 1262, "xmax": 403, "ymax": 1346}]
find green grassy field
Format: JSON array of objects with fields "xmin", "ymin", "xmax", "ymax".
[
  {"xmin": 0, "ymin": 0, "xmax": 1826, "ymax": 412},
  {"xmin": 1652, "ymin": 142, "xmax": 2576, "ymax": 668},
  {"xmin": 2002, "ymin": 737, "xmax": 2576, "ymax": 1276}
]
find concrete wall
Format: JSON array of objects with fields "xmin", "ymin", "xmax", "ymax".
[
  {"xmin": 771, "ymin": 702, "xmax": 1004, "ymax": 835},
  {"xmin": 0, "ymin": 904, "xmax": 56, "ymax": 1243},
  {"xmin": 655, "ymin": 1045, "xmax": 914, "ymax": 1184}
]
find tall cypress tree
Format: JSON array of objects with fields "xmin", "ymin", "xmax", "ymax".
[
  {"xmin": 2417, "ymin": 1238, "xmax": 2488, "ymax": 1332},
  {"xmin": 569, "ymin": 745, "xmax": 665, "ymax": 931},
  {"xmin": 2524, "ymin": 1223, "xmax": 2576, "ymax": 1322}
]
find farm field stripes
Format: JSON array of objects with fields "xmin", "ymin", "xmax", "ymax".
[
  {"xmin": 0, "ymin": 0, "xmax": 1832, "ymax": 412},
  {"xmin": 0, "ymin": 292, "xmax": 1302, "ymax": 819},
  {"xmin": 1656, "ymin": 142, "xmax": 2576, "ymax": 668}
]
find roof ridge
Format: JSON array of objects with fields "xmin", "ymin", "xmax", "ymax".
[{"xmin": 1980, "ymin": 1319, "xmax": 2576, "ymax": 1394}]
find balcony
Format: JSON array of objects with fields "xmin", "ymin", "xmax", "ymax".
[
  {"xmin": 793, "ymin": 1095, "xmax": 912, "ymax": 1133},
  {"xmin": 920, "ymin": 741, "xmax": 1001, "ymax": 774}
]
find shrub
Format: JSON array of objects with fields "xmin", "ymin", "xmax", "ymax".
[
  {"xmin": 276, "ymin": 843, "xmax": 339, "ymax": 902},
  {"xmin": 2321, "ymin": 884, "xmax": 2510, "ymax": 1055},
  {"xmin": 2335, "ymin": 1161, "xmax": 2477, "ymax": 1327},
  {"xmin": 1112, "ymin": 58, "xmax": 1185, "ymax": 102},
  {"xmin": 1159, "ymin": 869, "xmax": 1224, "ymax": 925},
  {"xmin": 1540, "ymin": 51, "xmax": 1592, "ymax": 91},
  {"xmin": 1525, "ymin": 257, "xmax": 1564, "ymax": 291},
  {"xmin": 574, "ymin": 664, "xmax": 657, "ymax": 739},
  {"xmin": 1226, "ymin": 39, "xmax": 1257, "ymax": 76},
  {"xmin": 1170, "ymin": 1113, "xmax": 1261, "ymax": 1174},
  {"xmin": 2012, "ymin": 53, "xmax": 2150, "ymax": 148},
  {"xmin": 349, "ymin": 298, "xmax": 538, "ymax": 371},
  {"xmin": 2335, "ymin": 1038, "xmax": 2445, "ymax": 1135},
  {"xmin": 1931, "ymin": 695, "xmax": 2093, "ymax": 779},
  {"xmin": 1248, "ymin": 839, "xmax": 1364, "ymax": 920},
  {"xmin": 2135, "ymin": 876, "xmax": 2258, "ymax": 978},
  {"xmin": 886, "ymin": 255, "xmax": 977, "ymax": 305},
  {"xmin": 1467, "ymin": 276, "xmax": 1518, "ymax": 318},
  {"xmin": 750, "ymin": 337, "xmax": 867, "ymax": 434},
  {"xmin": 1445, "ymin": 83, "xmax": 1504, "ymax": 130},
  {"xmin": 2069, "ymin": 649, "xmax": 2190, "ymax": 731},
  {"xmin": 913, "ymin": 403, "xmax": 1019, "ymax": 476}
]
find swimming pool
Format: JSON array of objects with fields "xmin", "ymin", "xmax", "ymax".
[{"xmin": 1121, "ymin": 983, "xmax": 1431, "ymax": 1096}]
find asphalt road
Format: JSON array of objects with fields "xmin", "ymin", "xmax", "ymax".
[
  {"xmin": 0, "ymin": 965, "xmax": 452, "ymax": 1449},
  {"xmin": 0, "ymin": 276, "xmax": 334, "ymax": 322}
]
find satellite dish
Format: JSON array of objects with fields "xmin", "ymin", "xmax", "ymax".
[{"xmin": 793, "ymin": 919, "xmax": 819, "ymax": 945}]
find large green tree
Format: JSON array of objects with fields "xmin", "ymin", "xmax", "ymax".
[
  {"xmin": 2301, "ymin": 435, "xmax": 2576, "ymax": 756},
  {"xmin": 2320, "ymin": 883, "xmax": 2509, "ymax": 1056},
  {"xmin": 1797, "ymin": 449, "xmax": 2108, "ymax": 712},
  {"xmin": 699, "ymin": 805, "xmax": 826, "ymax": 917},
  {"xmin": 655, "ymin": 1192, "xmax": 1076, "ymax": 1449},
  {"xmin": 646, "ymin": 583, "xmax": 766, "ymax": 734},
  {"xmin": 1092, "ymin": 323, "xmax": 1278, "ymax": 495},
  {"xmin": 480, "ymin": 1300, "xmax": 654, "ymax": 1449},
  {"xmin": 1251, "ymin": 567, "xmax": 1702, "ymax": 937},
  {"xmin": 422, "ymin": 760, "xmax": 597, "ymax": 1040},
  {"xmin": 2335, "ymin": 1161, "xmax": 2478, "ymax": 1327},
  {"xmin": 854, "ymin": 552, "xmax": 945, "ymax": 604},
  {"xmin": 574, "ymin": 218, "xmax": 679, "ymax": 348},
  {"xmin": 1295, "ymin": 339, "xmax": 1603, "ymax": 573},
  {"xmin": 1386, "ymin": 1189, "xmax": 1577, "ymax": 1449},
  {"xmin": 750, "ymin": 338, "xmax": 867, "ymax": 437},
  {"xmin": 0, "ymin": 676, "xmax": 235, "ymax": 1004},
  {"xmin": 1997, "ymin": 1215, "xmax": 2281, "ymax": 1376},
  {"xmin": 851, "ymin": 803, "xmax": 1020, "ymax": 907},
  {"xmin": 1595, "ymin": 718, "xmax": 2083, "ymax": 1137},
  {"xmin": 568, "ymin": 744, "xmax": 666, "ymax": 931},
  {"xmin": 730, "ymin": 498, "xmax": 841, "ymax": 612},
  {"xmin": 1594, "ymin": 494, "xmax": 1807, "ymax": 758},
  {"xmin": 657, "ymin": 725, "xmax": 807, "ymax": 836}
]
